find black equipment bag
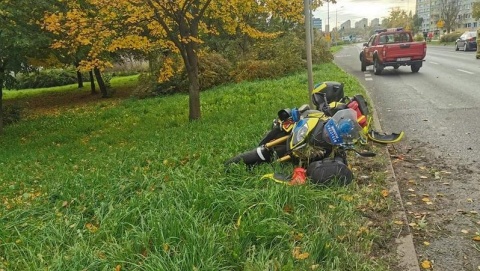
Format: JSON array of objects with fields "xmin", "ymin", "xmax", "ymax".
[
  {"xmin": 306, "ymin": 157, "xmax": 353, "ymax": 186},
  {"xmin": 312, "ymin": 81, "xmax": 345, "ymax": 109}
]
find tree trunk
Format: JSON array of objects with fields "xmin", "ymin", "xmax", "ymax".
[
  {"xmin": 89, "ymin": 70, "xmax": 97, "ymax": 94},
  {"xmin": 180, "ymin": 18, "xmax": 201, "ymax": 121},
  {"xmin": 185, "ymin": 45, "xmax": 201, "ymax": 120},
  {"xmin": 93, "ymin": 67, "xmax": 108, "ymax": 98},
  {"xmin": 75, "ymin": 61, "xmax": 83, "ymax": 88},
  {"xmin": 77, "ymin": 70, "xmax": 84, "ymax": 88}
]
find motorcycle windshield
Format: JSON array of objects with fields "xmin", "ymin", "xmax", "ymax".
[{"xmin": 323, "ymin": 109, "xmax": 362, "ymax": 145}]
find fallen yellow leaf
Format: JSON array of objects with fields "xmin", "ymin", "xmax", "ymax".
[
  {"xmin": 163, "ymin": 243, "xmax": 170, "ymax": 252},
  {"xmin": 85, "ymin": 223, "xmax": 98, "ymax": 233},
  {"xmin": 394, "ymin": 220, "xmax": 404, "ymax": 225},
  {"xmin": 381, "ymin": 189, "xmax": 389, "ymax": 197},
  {"xmin": 421, "ymin": 259, "xmax": 432, "ymax": 269},
  {"xmin": 422, "ymin": 198, "xmax": 431, "ymax": 202},
  {"xmin": 423, "ymin": 241, "xmax": 430, "ymax": 246},
  {"xmin": 472, "ymin": 236, "xmax": 480, "ymax": 241},
  {"xmin": 292, "ymin": 246, "xmax": 310, "ymax": 260}
]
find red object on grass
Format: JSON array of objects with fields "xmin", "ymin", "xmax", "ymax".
[{"xmin": 290, "ymin": 167, "xmax": 307, "ymax": 185}]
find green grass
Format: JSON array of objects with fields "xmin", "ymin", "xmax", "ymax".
[
  {"xmin": 0, "ymin": 64, "xmax": 393, "ymax": 270},
  {"xmin": 3, "ymin": 75, "xmax": 140, "ymax": 100}
]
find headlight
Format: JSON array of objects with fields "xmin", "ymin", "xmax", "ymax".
[{"xmin": 292, "ymin": 120, "xmax": 309, "ymax": 146}]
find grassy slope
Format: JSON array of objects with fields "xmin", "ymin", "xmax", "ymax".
[{"xmin": 0, "ymin": 64, "xmax": 395, "ymax": 270}]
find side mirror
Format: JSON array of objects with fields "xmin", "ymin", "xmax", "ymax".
[{"xmin": 363, "ymin": 42, "xmax": 368, "ymax": 47}]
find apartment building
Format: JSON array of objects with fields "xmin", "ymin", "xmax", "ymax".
[{"xmin": 416, "ymin": 0, "xmax": 479, "ymax": 33}]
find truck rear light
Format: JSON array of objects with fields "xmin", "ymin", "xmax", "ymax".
[{"xmin": 468, "ymin": 37, "xmax": 475, "ymax": 42}]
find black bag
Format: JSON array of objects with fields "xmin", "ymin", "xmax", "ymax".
[
  {"xmin": 306, "ymin": 157, "xmax": 353, "ymax": 186},
  {"xmin": 312, "ymin": 81, "xmax": 345, "ymax": 109}
]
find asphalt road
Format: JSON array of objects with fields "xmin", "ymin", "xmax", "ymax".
[
  {"xmin": 334, "ymin": 44, "xmax": 480, "ymax": 164},
  {"xmin": 334, "ymin": 44, "xmax": 480, "ymax": 271}
]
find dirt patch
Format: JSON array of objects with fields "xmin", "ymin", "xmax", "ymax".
[{"xmin": 4, "ymin": 86, "xmax": 134, "ymax": 120}]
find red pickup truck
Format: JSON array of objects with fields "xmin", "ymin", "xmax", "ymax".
[{"xmin": 359, "ymin": 28, "xmax": 426, "ymax": 75}]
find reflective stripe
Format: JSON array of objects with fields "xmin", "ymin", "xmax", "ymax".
[{"xmin": 256, "ymin": 147, "xmax": 266, "ymax": 161}]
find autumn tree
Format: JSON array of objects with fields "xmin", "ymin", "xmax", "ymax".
[
  {"xmin": 43, "ymin": 0, "xmax": 150, "ymax": 97},
  {"xmin": 439, "ymin": 0, "xmax": 460, "ymax": 33},
  {"xmin": 130, "ymin": 0, "xmax": 321, "ymax": 120},
  {"xmin": 383, "ymin": 8, "xmax": 413, "ymax": 30},
  {"xmin": 473, "ymin": 1, "xmax": 480, "ymax": 20},
  {"xmin": 44, "ymin": 0, "xmax": 325, "ymax": 120},
  {"xmin": 412, "ymin": 14, "xmax": 424, "ymax": 34}
]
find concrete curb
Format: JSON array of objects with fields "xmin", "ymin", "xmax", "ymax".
[
  {"xmin": 370, "ymin": 105, "xmax": 421, "ymax": 271},
  {"xmin": 385, "ymin": 153, "xmax": 421, "ymax": 271}
]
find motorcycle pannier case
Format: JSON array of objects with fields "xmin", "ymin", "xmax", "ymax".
[{"xmin": 306, "ymin": 158, "xmax": 353, "ymax": 186}]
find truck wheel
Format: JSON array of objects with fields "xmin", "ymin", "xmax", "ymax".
[
  {"xmin": 455, "ymin": 43, "xmax": 459, "ymax": 51},
  {"xmin": 360, "ymin": 55, "xmax": 367, "ymax": 72},
  {"xmin": 411, "ymin": 63, "xmax": 421, "ymax": 73},
  {"xmin": 373, "ymin": 58, "xmax": 383, "ymax": 75}
]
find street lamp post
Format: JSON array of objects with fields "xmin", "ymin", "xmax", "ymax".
[
  {"xmin": 335, "ymin": 5, "xmax": 343, "ymax": 45},
  {"xmin": 303, "ymin": 0, "xmax": 314, "ymax": 106}
]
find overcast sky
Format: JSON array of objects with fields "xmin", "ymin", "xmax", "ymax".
[{"xmin": 313, "ymin": 0, "xmax": 414, "ymax": 29}]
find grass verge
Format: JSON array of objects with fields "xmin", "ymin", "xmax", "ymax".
[{"xmin": 1, "ymin": 64, "xmax": 398, "ymax": 270}]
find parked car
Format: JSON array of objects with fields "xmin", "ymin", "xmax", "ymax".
[{"xmin": 455, "ymin": 31, "xmax": 477, "ymax": 51}]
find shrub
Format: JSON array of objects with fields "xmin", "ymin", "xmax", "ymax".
[
  {"xmin": 312, "ymin": 36, "xmax": 334, "ymax": 64},
  {"xmin": 15, "ymin": 69, "xmax": 79, "ymax": 89},
  {"xmin": 234, "ymin": 60, "xmax": 283, "ymax": 82},
  {"xmin": 134, "ymin": 51, "xmax": 233, "ymax": 97},
  {"xmin": 198, "ymin": 52, "xmax": 233, "ymax": 90},
  {"xmin": 440, "ymin": 32, "xmax": 461, "ymax": 43},
  {"xmin": 414, "ymin": 33, "xmax": 425, "ymax": 41}
]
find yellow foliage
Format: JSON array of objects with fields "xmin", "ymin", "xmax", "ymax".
[
  {"xmin": 158, "ymin": 57, "xmax": 176, "ymax": 83},
  {"xmin": 292, "ymin": 246, "xmax": 310, "ymax": 260},
  {"xmin": 421, "ymin": 259, "xmax": 432, "ymax": 269}
]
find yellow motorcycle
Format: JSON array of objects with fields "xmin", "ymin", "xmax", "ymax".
[{"xmin": 224, "ymin": 81, "xmax": 403, "ymax": 185}]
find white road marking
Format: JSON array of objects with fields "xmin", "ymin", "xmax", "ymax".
[
  {"xmin": 457, "ymin": 69, "xmax": 474, "ymax": 74},
  {"xmin": 364, "ymin": 71, "xmax": 372, "ymax": 81},
  {"xmin": 430, "ymin": 61, "xmax": 439, "ymax": 65}
]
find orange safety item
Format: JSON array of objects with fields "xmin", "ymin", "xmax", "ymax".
[
  {"xmin": 347, "ymin": 101, "xmax": 367, "ymax": 128},
  {"xmin": 290, "ymin": 167, "xmax": 307, "ymax": 185}
]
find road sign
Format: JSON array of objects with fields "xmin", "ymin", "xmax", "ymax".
[
  {"xmin": 313, "ymin": 18, "xmax": 322, "ymax": 29},
  {"xmin": 437, "ymin": 20, "xmax": 445, "ymax": 28}
]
